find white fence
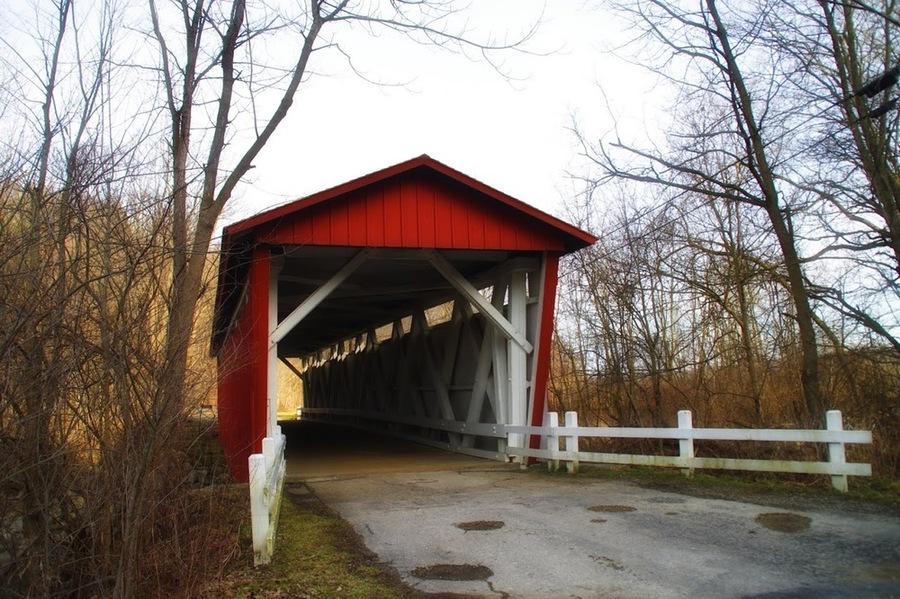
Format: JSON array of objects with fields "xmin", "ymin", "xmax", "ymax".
[
  {"xmin": 507, "ymin": 410, "xmax": 872, "ymax": 492},
  {"xmin": 249, "ymin": 427, "xmax": 287, "ymax": 566}
]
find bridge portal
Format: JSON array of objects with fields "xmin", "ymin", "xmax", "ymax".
[{"xmin": 211, "ymin": 155, "xmax": 596, "ymax": 482}]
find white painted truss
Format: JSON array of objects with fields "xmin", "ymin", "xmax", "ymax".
[{"xmin": 269, "ymin": 250, "xmax": 549, "ymax": 461}]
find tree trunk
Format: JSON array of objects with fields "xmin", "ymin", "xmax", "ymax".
[{"xmin": 706, "ymin": 0, "xmax": 825, "ymax": 426}]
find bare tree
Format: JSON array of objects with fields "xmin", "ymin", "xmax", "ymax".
[
  {"xmin": 0, "ymin": 1, "xmax": 130, "ymax": 593},
  {"xmin": 559, "ymin": 198, "xmax": 696, "ymax": 427},
  {"xmin": 557, "ymin": 179, "xmax": 799, "ymax": 430},
  {"xmin": 145, "ymin": 0, "xmax": 539, "ymax": 454},
  {"xmin": 762, "ymin": 0, "xmax": 900, "ymax": 350},
  {"xmin": 579, "ymin": 0, "xmax": 829, "ymax": 425},
  {"xmin": 0, "ymin": 1, "xmax": 538, "ymax": 596}
]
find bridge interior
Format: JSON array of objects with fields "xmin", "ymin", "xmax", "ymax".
[
  {"xmin": 277, "ymin": 246, "xmax": 547, "ymax": 461},
  {"xmin": 275, "ymin": 246, "xmax": 518, "ymax": 356}
]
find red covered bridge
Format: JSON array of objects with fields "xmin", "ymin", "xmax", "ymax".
[{"xmin": 211, "ymin": 155, "xmax": 596, "ymax": 482}]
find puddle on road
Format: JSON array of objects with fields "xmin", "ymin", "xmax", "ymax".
[
  {"xmin": 588, "ymin": 504, "xmax": 636, "ymax": 513},
  {"xmin": 456, "ymin": 520, "xmax": 504, "ymax": 531},
  {"xmin": 755, "ymin": 512, "xmax": 811, "ymax": 533},
  {"xmin": 411, "ymin": 564, "xmax": 494, "ymax": 581}
]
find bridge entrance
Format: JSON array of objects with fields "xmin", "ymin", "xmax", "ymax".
[
  {"xmin": 282, "ymin": 420, "xmax": 509, "ymax": 480},
  {"xmin": 212, "ymin": 155, "xmax": 595, "ymax": 482}
]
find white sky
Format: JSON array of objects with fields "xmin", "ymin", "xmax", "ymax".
[
  {"xmin": 226, "ymin": 1, "xmax": 661, "ymax": 229},
  {"xmin": 0, "ymin": 0, "xmax": 663, "ymax": 231}
]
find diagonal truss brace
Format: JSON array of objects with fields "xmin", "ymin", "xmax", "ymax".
[
  {"xmin": 270, "ymin": 248, "xmax": 371, "ymax": 347},
  {"xmin": 427, "ymin": 250, "xmax": 533, "ymax": 354}
]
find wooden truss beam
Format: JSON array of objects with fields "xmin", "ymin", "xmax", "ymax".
[
  {"xmin": 427, "ymin": 251, "xmax": 533, "ymax": 353},
  {"xmin": 270, "ymin": 248, "xmax": 371, "ymax": 347}
]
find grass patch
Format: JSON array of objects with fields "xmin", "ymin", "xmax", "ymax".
[
  {"xmin": 843, "ymin": 476, "xmax": 900, "ymax": 503},
  {"xmin": 200, "ymin": 485, "xmax": 410, "ymax": 598},
  {"xmin": 532, "ymin": 463, "xmax": 900, "ymax": 509}
]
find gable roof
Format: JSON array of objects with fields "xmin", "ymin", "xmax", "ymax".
[{"xmin": 223, "ymin": 154, "xmax": 596, "ymax": 251}]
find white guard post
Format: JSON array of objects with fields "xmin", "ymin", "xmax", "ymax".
[{"xmin": 249, "ymin": 428, "xmax": 287, "ymax": 566}]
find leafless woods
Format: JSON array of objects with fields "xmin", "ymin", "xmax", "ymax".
[
  {"xmin": 557, "ymin": 0, "xmax": 899, "ymax": 472},
  {"xmin": 0, "ymin": 0, "xmax": 533, "ymax": 596}
]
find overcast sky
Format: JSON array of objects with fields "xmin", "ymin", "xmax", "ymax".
[
  {"xmin": 0, "ymin": 0, "xmax": 663, "ymax": 232},
  {"xmin": 225, "ymin": 1, "xmax": 661, "ymax": 229}
]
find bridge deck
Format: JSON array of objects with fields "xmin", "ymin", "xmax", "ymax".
[{"xmin": 281, "ymin": 420, "xmax": 513, "ymax": 480}]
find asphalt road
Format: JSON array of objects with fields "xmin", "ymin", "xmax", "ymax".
[{"xmin": 284, "ymin": 422, "xmax": 900, "ymax": 598}]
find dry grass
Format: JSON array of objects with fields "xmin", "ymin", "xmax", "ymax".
[{"xmin": 196, "ymin": 485, "xmax": 413, "ymax": 599}]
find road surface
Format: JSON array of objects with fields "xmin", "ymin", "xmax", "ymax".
[{"xmin": 283, "ymin": 421, "xmax": 900, "ymax": 598}]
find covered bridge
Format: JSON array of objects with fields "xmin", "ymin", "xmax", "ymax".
[{"xmin": 211, "ymin": 155, "xmax": 596, "ymax": 482}]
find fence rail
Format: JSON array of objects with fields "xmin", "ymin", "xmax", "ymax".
[
  {"xmin": 507, "ymin": 410, "xmax": 872, "ymax": 491},
  {"xmin": 249, "ymin": 427, "xmax": 286, "ymax": 566}
]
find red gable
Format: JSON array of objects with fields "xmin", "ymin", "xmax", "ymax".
[{"xmin": 225, "ymin": 154, "xmax": 596, "ymax": 252}]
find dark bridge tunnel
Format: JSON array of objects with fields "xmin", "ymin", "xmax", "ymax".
[{"xmin": 280, "ymin": 420, "xmax": 507, "ymax": 480}]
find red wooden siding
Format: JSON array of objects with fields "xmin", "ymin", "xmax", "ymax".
[
  {"xmin": 216, "ymin": 246, "xmax": 270, "ymax": 480},
  {"xmin": 256, "ymin": 170, "xmax": 567, "ymax": 251},
  {"xmin": 529, "ymin": 253, "xmax": 561, "ymax": 446},
  {"xmin": 249, "ymin": 247, "xmax": 270, "ymax": 457},
  {"xmin": 217, "ymin": 323, "xmax": 252, "ymax": 481}
]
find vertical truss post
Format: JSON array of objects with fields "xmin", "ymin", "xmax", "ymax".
[{"xmin": 508, "ymin": 270, "xmax": 528, "ymax": 456}]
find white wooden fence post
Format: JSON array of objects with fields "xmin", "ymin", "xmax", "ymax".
[
  {"xmin": 263, "ymin": 436, "xmax": 275, "ymax": 474},
  {"xmin": 826, "ymin": 410, "xmax": 848, "ymax": 492},
  {"xmin": 248, "ymin": 454, "xmax": 269, "ymax": 564},
  {"xmin": 547, "ymin": 412, "xmax": 560, "ymax": 472},
  {"xmin": 249, "ymin": 430, "xmax": 287, "ymax": 566},
  {"xmin": 678, "ymin": 410, "xmax": 695, "ymax": 477},
  {"xmin": 564, "ymin": 411, "xmax": 579, "ymax": 474}
]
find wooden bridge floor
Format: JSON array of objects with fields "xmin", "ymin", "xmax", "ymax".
[{"xmin": 281, "ymin": 420, "xmax": 511, "ymax": 480}]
